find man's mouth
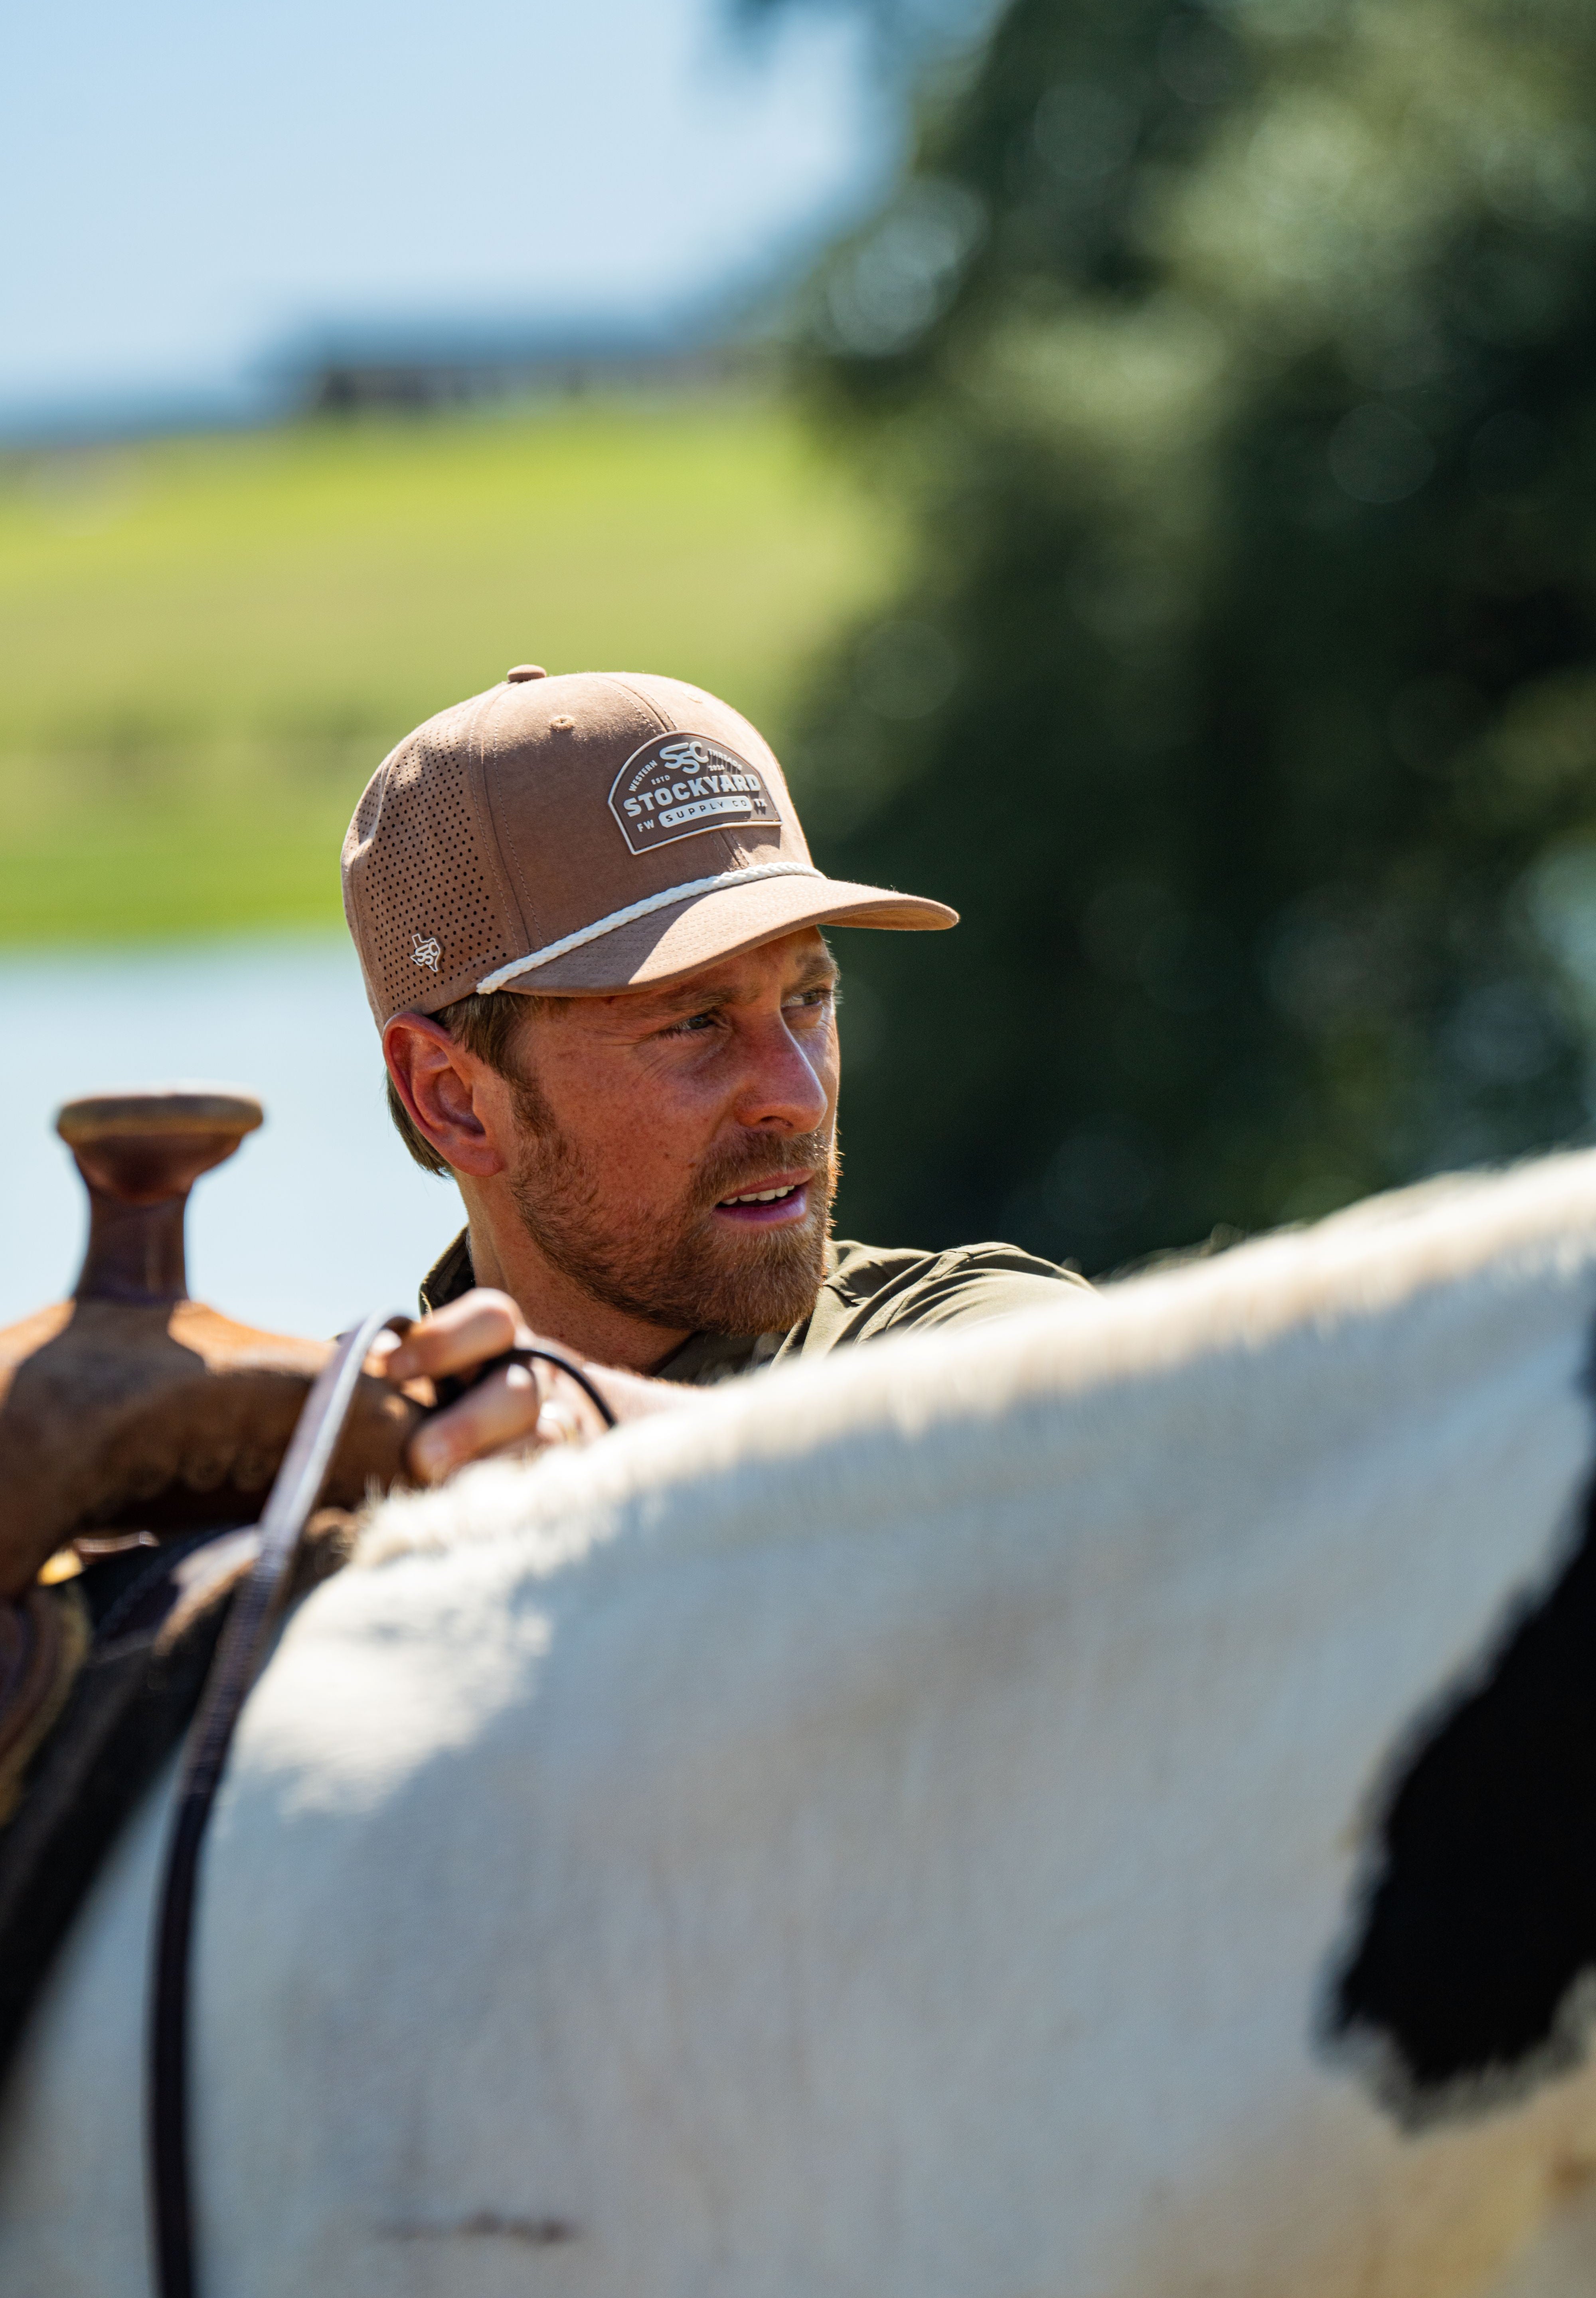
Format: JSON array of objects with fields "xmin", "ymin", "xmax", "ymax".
[{"xmin": 712, "ymin": 1172, "xmax": 814, "ymax": 1226}]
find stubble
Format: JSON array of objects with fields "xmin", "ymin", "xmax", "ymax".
[{"xmin": 506, "ymin": 1076, "xmax": 838, "ymax": 1338}]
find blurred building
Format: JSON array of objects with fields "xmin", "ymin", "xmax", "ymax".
[{"xmin": 280, "ymin": 307, "xmax": 758, "ymax": 416}]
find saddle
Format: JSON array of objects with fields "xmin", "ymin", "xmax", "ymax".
[{"xmin": 0, "ymin": 1089, "xmax": 425, "ymax": 2081}]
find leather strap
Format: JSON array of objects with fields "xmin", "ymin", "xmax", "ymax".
[
  {"xmin": 449, "ymin": 1344, "xmax": 619, "ymax": 1430},
  {"xmin": 476, "ymin": 1342, "xmax": 621, "ymax": 1425},
  {"xmin": 146, "ymin": 1310, "xmax": 399, "ymax": 2298},
  {"xmin": 146, "ymin": 1317, "xmax": 615, "ymax": 2297},
  {"xmin": 0, "ymin": 1585, "xmax": 90, "ymax": 1824}
]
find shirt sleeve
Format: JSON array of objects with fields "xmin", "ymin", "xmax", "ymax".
[
  {"xmin": 794, "ymin": 1241, "xmax": 1094, "ymax": 1358},
  {"xmin": 870, "ymin": 1246, "xmax": 1094, "ymax": 1333}
]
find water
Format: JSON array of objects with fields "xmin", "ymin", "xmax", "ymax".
[{"xmin": 0, "ymin": 935, "xmax": 464, "ymax": 1338}]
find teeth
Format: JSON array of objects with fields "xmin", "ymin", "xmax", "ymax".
[{"xmin": 721, "ymin": 1182, "xmax": 800, "ymax": 1206}]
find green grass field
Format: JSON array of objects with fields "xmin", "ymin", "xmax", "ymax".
[{"xmin": 0, "ymin": 395, "xmax": 894, "ymax": 940}]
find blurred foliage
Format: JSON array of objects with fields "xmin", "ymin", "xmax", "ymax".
[
  {"xmin": 764, "ymin": 0, "xmax": 1596, "ymax": 1269},
  {"xmin": 0, "ymin": 395, "xmax": 897, "ymax": 938}
]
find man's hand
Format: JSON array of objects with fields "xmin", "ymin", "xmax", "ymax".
[{"xmin": 369, "ymin": 1289, "xmax": 693, "ymax": 1487}]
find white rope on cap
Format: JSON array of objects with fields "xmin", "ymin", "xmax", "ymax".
[{"xmin": 475, "ymin": 862, "xmax": 827, "ymax": 993}]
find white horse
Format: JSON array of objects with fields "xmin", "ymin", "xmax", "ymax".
[{"xmin": 8, "ymin": 1153, "xmax": 1596, "ymax": 2296}]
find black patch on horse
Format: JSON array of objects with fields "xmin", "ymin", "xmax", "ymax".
[{"xmin": 1327, "ymin": 1454, "xmax": 1596, "ymax": 2126}]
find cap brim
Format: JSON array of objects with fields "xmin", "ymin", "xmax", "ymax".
[{"xmin": 498, "ymin": 873, "xmax": 956, "ymax": 995}]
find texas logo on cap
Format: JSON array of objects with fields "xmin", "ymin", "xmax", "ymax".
[{"xmin": 609, "ymin": 734, "xmax": 776, "ymax": 856}]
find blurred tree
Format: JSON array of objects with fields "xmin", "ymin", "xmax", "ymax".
[{"xmin": 757, "ymin": 0, "xmax": 1596, "ymax": 1271}]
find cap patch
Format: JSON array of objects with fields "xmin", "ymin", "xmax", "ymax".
[{"xmin": 608, "ymin": 734, "xmax": 777, "ymax": 856}]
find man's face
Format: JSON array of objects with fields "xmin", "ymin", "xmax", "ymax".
[{"xmin": 502, "ymin": 929, "xmax": 841, "ymax": 1337}]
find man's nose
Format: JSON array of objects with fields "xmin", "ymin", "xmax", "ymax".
[{"xmin": 728, "ymin": 1010, "xmax": 832, "ymax": 1135}]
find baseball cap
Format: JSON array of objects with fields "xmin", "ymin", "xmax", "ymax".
[{"xmin": 342, "ymin": 667, "xmax": 956, "ymax": 1028}]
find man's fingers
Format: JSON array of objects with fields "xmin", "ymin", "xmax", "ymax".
[
  {"xmin": 377, "ymin": 1287, "xmax": 676, "ymax": 1486},
  {"xmin": 406, "ymin": 1361, "xmax": 543, "ymax": 1486},
  {"xmin": 377, "ymin": 1289, "xmax": 523, "ymax": 1384}
]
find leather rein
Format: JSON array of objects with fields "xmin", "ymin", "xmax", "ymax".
[{"xmin": 147, "ymin": 1321, "xmax": 616, "ymax": 2298}]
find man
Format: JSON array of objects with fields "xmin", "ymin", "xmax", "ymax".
[{"xmin": 343, "ymin": 666, "xmax": 1091, "ymax": 1473}]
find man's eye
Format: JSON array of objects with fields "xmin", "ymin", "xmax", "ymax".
[
  {"xmin": 664, "ymin": 1010, "xmax": 718, "ymax": 1037},
  {"xmin": 786, "ymin": 987, "xmax": 834, "ymax": 1017}
]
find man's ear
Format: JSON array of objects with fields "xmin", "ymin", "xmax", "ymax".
[{"xmin": 383, "ymin": 1015, "xmax": 508, "ymax": 1179}]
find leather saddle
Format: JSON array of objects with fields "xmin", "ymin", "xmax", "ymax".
[{"xmin": 0, "ymin": 1089, "xmax": 420, "ymax": 1602}]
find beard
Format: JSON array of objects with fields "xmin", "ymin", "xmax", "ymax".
[{"xmin": 506, "ymin": 1077, "xmax": 838, "ymax": 1339}]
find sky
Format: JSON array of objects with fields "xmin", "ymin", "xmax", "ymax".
[{"xmin": 1, "ymin": 0, "xmax": 892, "ymax": 430}]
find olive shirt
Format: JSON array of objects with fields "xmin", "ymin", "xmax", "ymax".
[{"xmin": 418, "ymin": 1228, "xmax": 1093, "ymax": 1385}]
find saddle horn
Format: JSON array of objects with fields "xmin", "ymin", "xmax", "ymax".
[{"xmin": 57, "ymin": 1088, "xmax": 264, "ymax": 1308}]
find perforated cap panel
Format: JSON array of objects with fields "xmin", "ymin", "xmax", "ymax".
[{"xmin": 343, "ymin": 715, "xmax": 516, "ymax": 1026}]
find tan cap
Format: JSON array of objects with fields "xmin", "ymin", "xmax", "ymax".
[{"xmin": 342, "ymin": 669, "xmax": 956, "ymax": 1027}]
